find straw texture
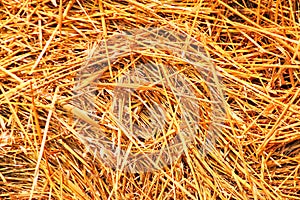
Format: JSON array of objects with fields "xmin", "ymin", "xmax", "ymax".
[{"xmin": 0, "ymin": 0, "xmax": 300, "ymax": 199}]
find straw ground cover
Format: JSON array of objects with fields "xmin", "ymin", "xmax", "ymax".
[{"xmin": 0, "ymin": 0, "xmax": 300, "ymax": 199}]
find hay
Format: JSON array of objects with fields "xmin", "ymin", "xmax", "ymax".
[{"xmin": 0, "ymin": 0, "xmax": 300, "ymax": 199}]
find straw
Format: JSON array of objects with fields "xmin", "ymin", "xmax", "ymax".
[{"xmin": 0, "ymin": 0, "xmax": 299, "ymax": 199}]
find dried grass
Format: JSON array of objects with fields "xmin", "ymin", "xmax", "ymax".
[{"xmin": 0, "ymin": 0, "xmax": 300, "ymax": 199}]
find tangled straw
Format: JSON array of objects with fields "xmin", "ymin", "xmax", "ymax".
[{"xmin": 69, "ymin": 27, "xmax": 226, "ymax": 173}]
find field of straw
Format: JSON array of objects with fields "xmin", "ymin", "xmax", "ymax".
[{"xmin": 1, "ymin": 0, "xmax": 300, "ymax": 199}]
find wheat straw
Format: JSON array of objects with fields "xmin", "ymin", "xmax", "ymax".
[{"xmin": 0, "ymin": 0, "xmax": 299, "ymax": 199}]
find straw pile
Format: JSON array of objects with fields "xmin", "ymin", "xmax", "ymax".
[{"xmin": 0, "ymin": 0, "xmax": 299, "ymax": 199}]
